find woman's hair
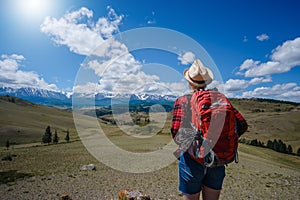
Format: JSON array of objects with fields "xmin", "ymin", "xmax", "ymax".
[{"xmin": 189, "ymin": 82, "xmax": 206, "ymax": 91}]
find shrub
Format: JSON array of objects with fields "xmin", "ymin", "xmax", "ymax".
[
  {"xmin": 1, "ymin": 154, "xmax": 12, "ymax": 161},
  {"xmin": 53, "ymin": 129, "xmax": 59, "ymax": 144},
  {"xmin": 65, "ymin": 129, "xmax": 70, "ymax": 142},
  {"xmin": 42, "ymin": 126, "xmax": 52, "ymax": 144}
]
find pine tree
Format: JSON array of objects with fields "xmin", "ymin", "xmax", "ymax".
[
  {"xmin": 287, "ymin": 145, "xmax": 293, "ymax": 154},
  {"xmin": 278, "ymin": 140, "xmax": 287, "ymax": 153},
  {"xmin": 53, "ymin": 129, "xmax": 59, "ymax": 144},
  {"xmin": 42, "ymin": 126, "xmax": 52, "ymax": 144},
  {"xmin": 250, "ymin": 139, "xmax": 258, "ymax": 146},
  {"xmin": 281, "ymin": 143, "xmax": 287, "ymax": 153},
  {"xmin": 5, "ymin": 140, "xmax": 10, "ymax": 150},
  {"xmin": 65, "ymin": 129, "xmax": 70, "ymax": 143},
  {"xmin": 297, "ymin": 148, "xmax": 300, "ymax": 157},
  {"xmin": 273, "ymin": 139, "xmax": 279, "ymax": 152},
  {"xmin": 267, "ymin": 140, "xmax": 273, "ymax": 149}
]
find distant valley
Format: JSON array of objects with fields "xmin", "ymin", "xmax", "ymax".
[{"xmin": 0, "ymin": 91, "xmax": 299, "ymax": 154}]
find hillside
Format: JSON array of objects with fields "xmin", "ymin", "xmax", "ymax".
[
  {"xmin": 230, "ymin": 98, "xmax": 300, "ymax": 153},
  {"xmin": 0, "ymin": 96, "xmax": 77, "ymax": 145},
  {"xmin": 0, "ymin": 95, "xmax": 299, "ymax": 153},
  {"xmin": 0, "ymin": 96, "xmax": 299, "ymax": 199}
]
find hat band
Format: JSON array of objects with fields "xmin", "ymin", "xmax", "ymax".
[{"xmin": 188, "ymin": 74, "xmax": 206, "ymax": 84}]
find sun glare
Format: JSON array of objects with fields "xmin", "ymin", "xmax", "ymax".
[
  {"xmin": 16, "ymin": 0, "xmax": 53, "ymax": 21},
  {"xmin": 26, "ymin": 0, "xmax": 43, "ymax": 11}
]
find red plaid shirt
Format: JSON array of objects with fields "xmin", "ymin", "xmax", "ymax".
[
  {"xmin": 171, "ymin": 94, "xmax": 248, "ymax": 138},
  {"xmin": 171, "ymin": 95, "xmax": 190, "ymax": 138}
]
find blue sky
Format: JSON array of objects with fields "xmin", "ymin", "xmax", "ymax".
[{"xmin": 0, "ymin": 0, "xmax": 299, "ymax": 102}]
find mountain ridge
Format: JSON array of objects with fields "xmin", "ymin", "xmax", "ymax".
[
  {"xmin": 0, "ymin": 86, "xmax": 178, "ymax": 107},
  {"xmin": 1, "ymin": 86, "xmax": 300, "ymax": 108}
]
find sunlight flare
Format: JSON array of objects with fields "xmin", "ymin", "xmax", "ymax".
[{"xmin": 16, "ymin": 0, "xmax": 53, "ymax": 20}]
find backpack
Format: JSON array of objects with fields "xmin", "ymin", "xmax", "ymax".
[{"xmin": 187, "ymin": 89, "xmax": 238, "ymax": 166}]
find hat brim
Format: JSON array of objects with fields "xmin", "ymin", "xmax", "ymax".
[{"xmin": 184, "ymin": 68, "xmax": 213, "ymax": 87}]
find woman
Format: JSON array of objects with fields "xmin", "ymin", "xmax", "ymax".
[{"xmin": 171, "ymin": 59, "xmax": 248, "ymax": 200}]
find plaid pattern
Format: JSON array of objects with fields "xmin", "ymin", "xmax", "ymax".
[
  {"xmin": 171, "ymin": 95, "xmax": 190, "ymax": 138},
  {"xmin": 171, "ymin": 94, "xmax": 248, "ymax": 138}
]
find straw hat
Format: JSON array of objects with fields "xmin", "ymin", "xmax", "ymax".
[{"xmin": 184, "ymin": 59, "xmax": 214, "ymax": 87}]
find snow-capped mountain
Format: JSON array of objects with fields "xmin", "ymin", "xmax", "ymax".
[
  {"xmin": 95, "ymin": 92, "xmax": 177, "ymax": 102},
  {"xmin": 0, "ymin": 87, "xmax": 177, "ymax": 107},
  {"xmin": 130, "ymin": 93, "xmax": 177, "ymax": 102},
  {"xmin": 0, "ymin": 87, "xmax": 70, "ymax": 107},
  {"xmin": 0, "ymin": 87, "xmax": 67, "ymax": 99}
]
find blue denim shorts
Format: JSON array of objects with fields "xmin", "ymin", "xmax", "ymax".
[{"xmin": 178, "ymin": 151, "xmax": 226, "ymax": 195}]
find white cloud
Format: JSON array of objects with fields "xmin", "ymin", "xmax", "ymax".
[
  {"xmin": 178, "ymin": 52, "xmax": 195, "ymax": 65},
  {"xmin": 224, "ymin": 79, "xmax": 249, "ymax": 92},
  {"xmin": 271, "ymin": 37, "xmax": 300, "ymax": 67},
  {"xmin": 256, "ymin": 33, "xmax": 270, "ymax": 41},
  {"xmin": 244, "ymin": 61, "xmax": 282, "ymax": 77},
  {"xmin": 238, "ymin": 37, "xmax": 300, "ymax": 77},
  {"xmin": 81, "ymin": 55, "xmax": 188, "ymax": 96},
  {"xmin": 73, "ymin": 82, "xmax": 100, "ymax": 96},
  {"xmin": 242, "ymin": 83, "xmax": 300, "ymax": 102},
  {"xmin": 45, "ymin": 7, "xmax": 188, "ymax": 97},
  {"xmin": 249, "ymin": 76, "xmax": 272, "ymax": 85},
  {"xmin": 0, "ymin": 54, "xmax": 58, "ymax": 90},
  {"xmin": 73, "ymin": 76, "xmax": 187, "ymax": 98},
  {"xmin": 0, "ymin": 54, "xmax": 24, "ymax": 72},
  {"xmin": 94, "ymin": 6, "xmax": 123, "ymax": 38},
  {"xmin": 211, "ymin": 76, "xmax": 272, "ymax": 94},
  {"xmin": 40, "ymin": 7, "xmax": 123, "ymax": 56},
  {"xmin": 147, "ymin": 20, "xmax": 156, "ymax": 24},
  {"xmin": 145, "ymin": 11, "xmax": 156, "ymax": 24},
  {"xmin": 92, "ymin": 38, "xmax": 129, "ymax": 59},
  {"xmin": 238, "ymin": 59, "xmax": 260, "ymax": 71},
  {"xmin": 4, "ymin": 54, "xmax": 25, "ymax": 61},
  {"xmin": 84, "ymin": 52, "xmax": 146, "ymax": 93}
]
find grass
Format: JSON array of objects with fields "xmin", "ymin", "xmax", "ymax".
[
  {"xmin": 0, "ymin": 134, "xmax": 299, "ymax": 199},
  {"xmin": 1, "ymin": 103, "xmax": 300, "ymax": 199},
  {"xmin": 2, "ymin": 138, "xmax": 299, "ymax": 176},
  {"xmin": 227, "ymin": 98, "xmax": 300, "ymax": 152},
  {"xmin": 0, "ymin": 170, "xmax": 33, "ymax": 184},
  {"xmin": 0, "ymin": 95, "xmax": 300, "ymax": 198},
  {"xmin": 240, "ymin": 110, "xmax": 300, "ymax": 152},
  {"xmin": 0, "ymin": 141, "xmax": 96, "ymax": 176},
  {"xmin": 238, "ymin": 144, "xmax": 300, "ymax": 170},
  {"xmin": 1, "ymin": 95, "xmax": 299, "ymax": 150},
  {"xmin": 0, "ymin": 96, "xmax": 78, "ymax": 145}
]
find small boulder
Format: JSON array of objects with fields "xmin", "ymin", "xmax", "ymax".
[
  {"xmin": 60, "ymin": 194, "xmax": 72, "ymax": 200},
  {"xmin": 80, "ymin": 164, "xmax": 96, "ymax": 171},
  {"xmin": 118, "ymin": 189, "xmax": 150, "ymax": 200}
]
